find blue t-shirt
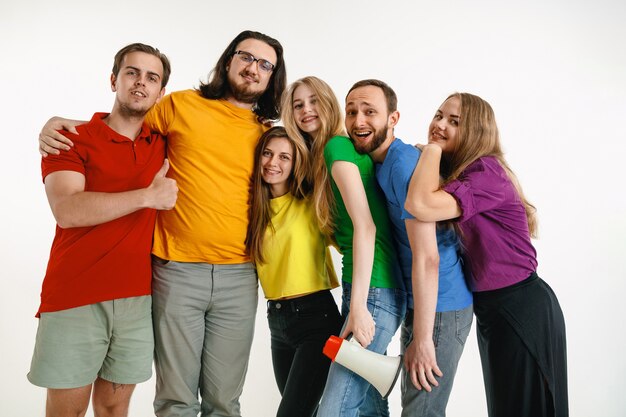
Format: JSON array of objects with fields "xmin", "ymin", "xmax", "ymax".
[{"xmin": 375, "ymin": 138, "xmax": 472, "ymax": 311}]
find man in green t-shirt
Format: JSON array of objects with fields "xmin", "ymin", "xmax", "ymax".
[{"xmin": 317, "ymin": 82, "xmax": 407, "ymax": 417}]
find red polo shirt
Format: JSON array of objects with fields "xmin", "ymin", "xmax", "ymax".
[{"xmin": 37, "ymin": 113, "xmax": 166, "ymax": 316}]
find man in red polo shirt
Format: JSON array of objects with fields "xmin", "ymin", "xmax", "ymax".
[{"xmin": 27, "ymin": 43, "xmax": 178, "ymax": 417}]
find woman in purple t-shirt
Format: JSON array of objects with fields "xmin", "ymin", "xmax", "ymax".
[{"xmin": 405, "ymin": 92, "xmax": 568, "ymax": 417}]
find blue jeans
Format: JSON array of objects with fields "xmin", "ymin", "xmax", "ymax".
[
  {"xmin": 400, "ymin": 305, "xmax": 473, "ymax": 417},
  {"xmin": 317, "ymin": 282, "xmax": 406, "ymax": 417}
]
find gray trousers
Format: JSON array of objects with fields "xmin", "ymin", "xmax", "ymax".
[
  {"xmin": 152, "ymin": 258, "xmax": 258, "ymax": 417},
  {"xmin": 400, "ymin": 305, "xmax": 473, "ymax": 417}
]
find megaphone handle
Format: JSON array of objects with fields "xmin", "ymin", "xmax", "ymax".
[{"xmin": 345, "ymin": 333, "xmax": 364, "ymax": 347}]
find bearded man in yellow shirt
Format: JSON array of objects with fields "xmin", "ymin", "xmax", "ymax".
[{"xmin": 39, "ymin": 30, "xmax": 287, "ymax": 417}]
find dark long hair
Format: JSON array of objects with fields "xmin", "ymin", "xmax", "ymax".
[
  {"xmin": 197, "ymin": 30, "xmax": 286, "ymax": 121},
  {"xmin": 245, "ymin": 126, "xmax": 309, "ymax": 264}
]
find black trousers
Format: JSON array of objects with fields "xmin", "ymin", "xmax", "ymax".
[
  {"xmin": 474, "ymin": 273, "xmax": 568, "ymax": 417},
  {"xmin": 267, "ymin": 289, "xmax": 343, "ymax": 417}
]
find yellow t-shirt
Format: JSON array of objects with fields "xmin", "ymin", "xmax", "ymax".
[
  {"xmin": 257, "ymin": 193, "xmax": 339, "ymax": 299},
  {"xmin": 145, "ymin": 90, "xmax": 267, "ymax": 263}
]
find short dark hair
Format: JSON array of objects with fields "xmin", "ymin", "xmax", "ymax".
[
  {"xmin": 112, "ymin": 43, "xmax": 171, "ymax": 88},
  {"xmin": 197, "ymin": 30, "xmax": 286, "ymax": 121},
  {"xmin": 346, "ymin": 79, "xmax": 397, "ymax": 113}
]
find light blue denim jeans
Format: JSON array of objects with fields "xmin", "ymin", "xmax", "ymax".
[
  {"xmin": 400, "ymin": 305, "xmax": 473, "ymax": 417},
  {"xmin": 317, "ymin": 282, "xmax": 406, "ymax": 417}
]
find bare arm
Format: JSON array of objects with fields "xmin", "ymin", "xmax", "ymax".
[
  {"xmin": 46, "ymin": 159, "xmax": 178, "ymax": 228},
  {"xmin": 405, "ymin": 144, "xmax": 461, "ymax": 222},
  {"xmin": 331, "ymin": 161, "xmax": 376, "ymax": 347},
  {"xmin": 39, "ymin": 117, "xmax": 86, "ymax": 157},
  {"xmin": 403, "ymin": 218, "xmax": 443, "ymax": 392}
]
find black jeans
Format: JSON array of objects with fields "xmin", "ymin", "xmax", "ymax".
[{"xmin": 267, "ymin": 289, "xmax": 343, "ymax": 417}]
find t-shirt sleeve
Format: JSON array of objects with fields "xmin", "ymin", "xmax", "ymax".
[
  {"xmin": 144, "ymin": 93, "xmax": 174, "ymax": 135},
  {"xmin": 41, "ymin": 132, "xmax": 85, "ymax": 182},
  {"xmin": 442, "ymin": 158, "xmax": 508, "ymax": 223},
  {"xmin": 324, "ymin": 136, "xmax": 358, "ymax": 171}
]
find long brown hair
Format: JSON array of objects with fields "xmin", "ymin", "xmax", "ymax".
[
  {"xmin": 197, "ymin": 30, "xmax": 286, "ymax": 120},
  {"xmin": 245, "ymin": 126, "xmax": 309, "ymax": 264},
  {"xmin": 442, "ymin": 92, "xmax": 538, "ymax": 237},
  {"xmin": 281, "ymin": 76, "xmax": 345, "ymax": 236}
]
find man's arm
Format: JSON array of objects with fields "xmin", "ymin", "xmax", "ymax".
[
  {"xmin": 403, "ymin": 218, "xmax": 442, "ymax": 392},
  {"xmin": 331, "ymin": 160, "xmax": 376, "ymax": 348},
  {"xmin": 39, "ymin": 117, "xmax": 85, "ymax": 157},
  {"xmin": 46, "ymin": 159, "xmax": 178, "ymax": 228}
]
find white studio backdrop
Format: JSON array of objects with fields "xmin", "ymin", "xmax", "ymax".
[{"xmin": 1, "ymin": 0, "xmax": 625, "ymax": 415}]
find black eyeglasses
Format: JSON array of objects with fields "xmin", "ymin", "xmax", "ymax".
[{"xmin": 233, "ymin": 50, "xmax": 275, "ymax": 73}]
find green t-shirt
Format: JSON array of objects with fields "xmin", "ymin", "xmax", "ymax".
[{"xmin": 324, "ymin": 136, "xmax": 399, "ymax": 288}]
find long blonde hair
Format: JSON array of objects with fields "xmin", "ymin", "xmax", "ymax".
[
  {"xmin": 442, "ymin": 92, "xmax": 538, "ymax": 237},
  {"xmin": 281, "ymin": 76, "xmax": 345, "ymax": 236},
  {"xmin": 245, "ymin": 126, "xmax": 309, "ymax": 264}
]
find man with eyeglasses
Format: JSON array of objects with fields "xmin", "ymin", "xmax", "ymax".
[{"xmin": 38, "ymin": 30, "xmax": 287, "ymax": 417}]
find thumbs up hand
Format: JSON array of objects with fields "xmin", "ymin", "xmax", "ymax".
[{"xmin": 146, "ymin": 159, "xmax": 178, "ymax": 210}]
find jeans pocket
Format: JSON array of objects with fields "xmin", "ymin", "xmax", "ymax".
[
  {"xmin": 455, "ymin": 305, "xmax": 474, "ymax": 345},
  {"xmin": 367, "ymin": 287, "xmax": 406, "ymax": 319},
  {"xmin": 432, "ymin": 312, "xmax": 444, "ymax": 347},
  {"xmin": 296, "ymin": 309, "xmax": 322, "ymax": 320},
  {"xmin": 296, "ymin": 305, "xmax": 339, "ymax": 322}
]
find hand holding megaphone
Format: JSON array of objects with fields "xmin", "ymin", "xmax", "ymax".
[
  {"xmin": 323, "ymin": 335, "xmax": 403, "ymax": 399},
  {"xmin": 340, "ymin": 306, "xmax": 375, "ymax": 348}
]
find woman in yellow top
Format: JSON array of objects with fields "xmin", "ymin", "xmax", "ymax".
[{"xmin": 246, "ymin": 126, "xmax": 342, "ymax": 417}]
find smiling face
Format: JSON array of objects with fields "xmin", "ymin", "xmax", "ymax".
[
  {"xmin": 292, "ymin": 84, "xmax": 321, "ymax": 136},
  {"xmin": 261, "ymin": 136, "xmax": 294, "ymax": 197},
  {"xmin": 226, "ymin": 38, "xmax": 277, "ymax": 105},
  {"xmin": 111, "ymin": 51, "xmax": 165, "ymax": 118},
  {"xmin": 428, "ymin": 96, "xmax": 460, "ymax": 154},
  {"xmin": 344, "ymin": 85, "xmax": 398, "ymax": 155}
]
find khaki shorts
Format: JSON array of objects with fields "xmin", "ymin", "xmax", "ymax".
[{"xmin": 27, "ymin": 295, "xmax": 154, "ymax": 389}]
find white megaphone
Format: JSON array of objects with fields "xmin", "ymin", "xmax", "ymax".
[{"xmin": 323, "ymin": 335, "xmax": 403, "ymax": 398}]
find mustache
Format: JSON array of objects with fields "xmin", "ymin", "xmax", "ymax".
[{"xmin": 239, "ymin": 69, "xmax": 259, "ymax": 82}]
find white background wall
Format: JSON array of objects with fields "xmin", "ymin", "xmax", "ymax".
[{"xmin": 1, "ymin": 0, "xmax": 625, "ymax": 415}]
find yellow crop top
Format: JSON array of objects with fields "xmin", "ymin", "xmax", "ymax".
[{"xmin": 256, "ymin": 193, "xmax": 339, "ymax": 299}]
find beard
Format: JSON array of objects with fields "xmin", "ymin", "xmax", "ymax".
[
  {"xmin": 227, "ymin": 72, "xmax": 265, "ymax": 104},
  {"xmin": 352, "ymin": 125, "xmax": 388, "ymax": 154},
  {"xmin": 118, "ymin": 102, "xmax": 150, "ymax": 119}
]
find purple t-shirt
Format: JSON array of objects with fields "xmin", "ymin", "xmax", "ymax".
[{"xmin": 443, "ymin": 156, "xmax": 537, "ymax": 292}]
